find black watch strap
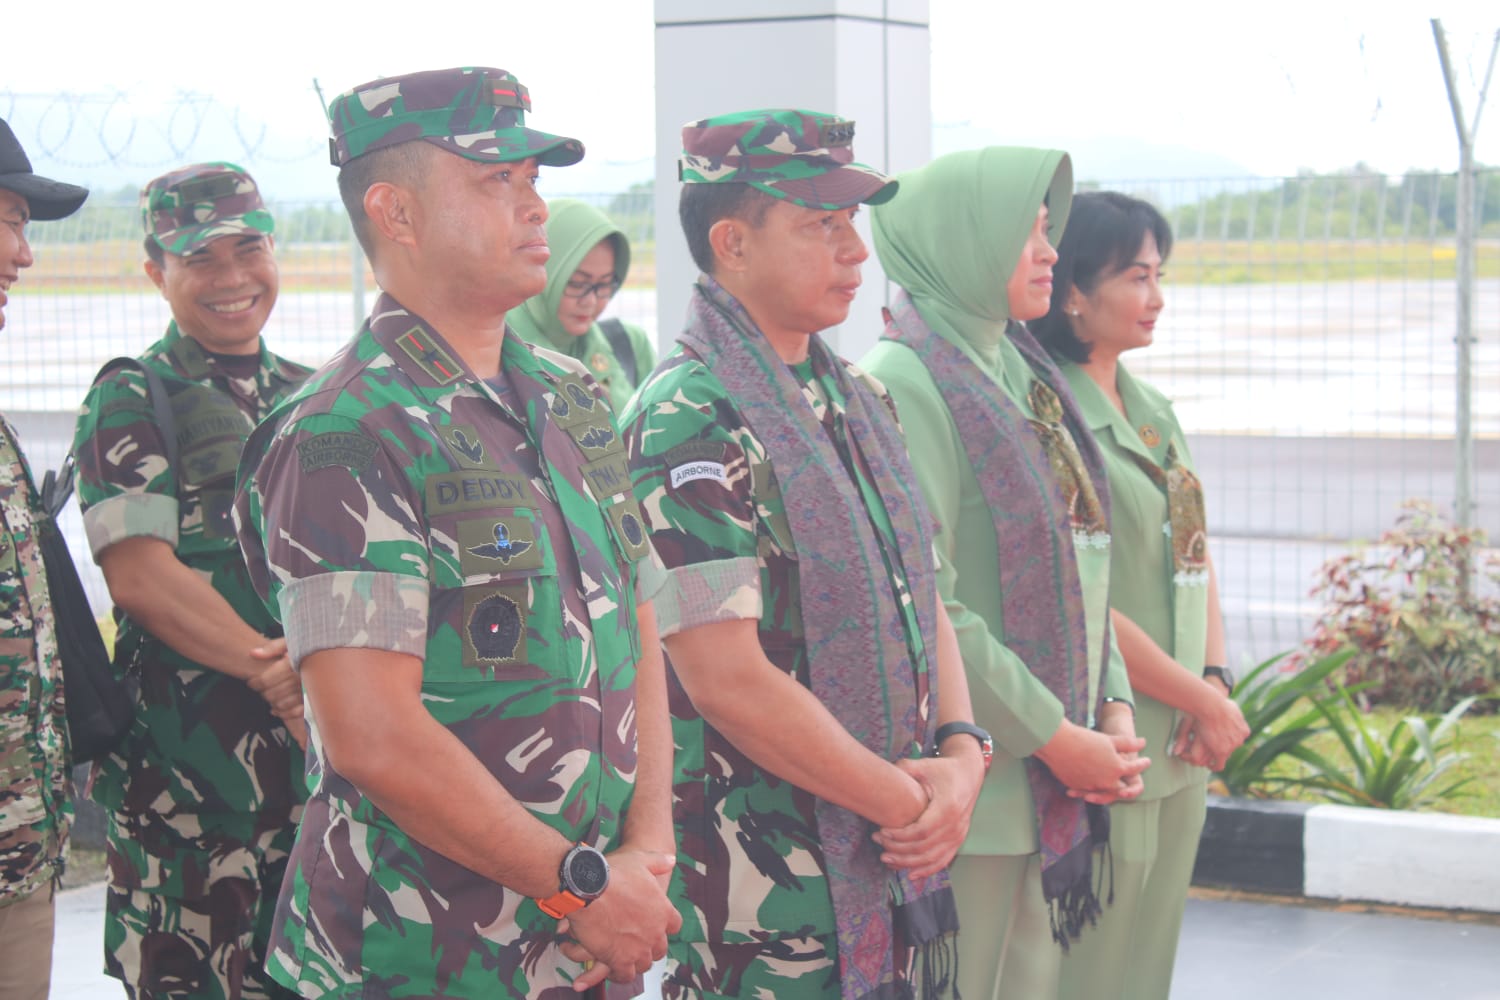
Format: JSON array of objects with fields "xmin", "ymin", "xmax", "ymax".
[
  {"xmin": 1203, "ymin": 666, "xmax": 1235, "ymax": 691},
  {"xmin": 934, "ymin": 721, "xmax": 994, "ymax": 772}
]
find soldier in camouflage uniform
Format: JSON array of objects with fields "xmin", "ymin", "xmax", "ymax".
[
  {"xmin": 233, "ymin": 66, "xmax": 679, "ymax": 999},
  {"xmin": 0, "ymin": 117, "xmax": 88, "ymax": 1000},
  {"xmin": 621, "ymin": 110, "xmax": 986, "ymax": 1000},
  {"xmin": 70, "ymin": 162, "xmax": 311, "ymax": 1000}
]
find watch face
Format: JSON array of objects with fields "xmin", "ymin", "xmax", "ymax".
[{"xmin": 567, "ymin": 848, "xmax": 610, "ymax": 897}]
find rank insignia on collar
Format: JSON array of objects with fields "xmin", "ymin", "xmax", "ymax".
[{"xmin": 396, "ymin": 327, "xmax": 464, "ymax": 384}]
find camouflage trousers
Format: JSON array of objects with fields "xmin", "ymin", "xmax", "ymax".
[
  {"xmin": 102, "ymin": 808, "xmax": 301, "ymax": 1000},
  {"xmin": 662, "ymin": 933, "xmax": 839, "ymax": 1000}
]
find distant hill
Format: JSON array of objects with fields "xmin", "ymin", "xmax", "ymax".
[{"xmin": 932, "ymin": 121, "xmax": 1263, "ymax": 204}]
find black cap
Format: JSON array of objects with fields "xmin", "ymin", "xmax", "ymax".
[{"xmin": 0, "ymin": 119, "xmax": 88, "ymax": 221}]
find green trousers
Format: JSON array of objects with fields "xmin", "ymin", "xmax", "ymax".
[
  {"xmin": 1059, "ymin": 779, "xmax": 1209, "ymax": 1000},
  {"xmin": 952, "ymin": 852, "xmax": 1061, "ymax": 1000}
]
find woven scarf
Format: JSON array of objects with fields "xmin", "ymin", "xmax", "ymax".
[
  {"xmin": 883, "ymin": 291, "xmax": 1114, "ymax": 946},
  {"xmin": 680, "ymin": 276, "xmax": 958, "ymax": 1000}
]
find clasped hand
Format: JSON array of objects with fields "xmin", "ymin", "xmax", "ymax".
[
  {"xmin": 872, "ymin": 754, "xmax": 984, "ymax": 878},
  {"xmin": 556, "ymin": 847, "xmax": 681, "ymax": 992}
]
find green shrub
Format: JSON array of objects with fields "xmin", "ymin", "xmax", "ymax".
[{"xmin": 1304, "ymin": 501, "xmax": 1500, "ymax": 713}]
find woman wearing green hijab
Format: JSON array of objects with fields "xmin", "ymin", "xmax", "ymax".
[
  {"xmin": 860, "ymin": 148, "xmax": 1149, "ymax": 1000},
  {"xmin": 507, "ymin": 198, "xmax": 656, "ymax": 411}
]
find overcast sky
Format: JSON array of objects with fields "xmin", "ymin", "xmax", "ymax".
[{"xmin": 3, "ymin": 2, "xmax": 1496, "ymax": 197}]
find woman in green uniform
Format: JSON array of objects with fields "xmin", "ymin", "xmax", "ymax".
[
  {"xmin": 1034, "ymin": 191, "xmax": 1249, "ymax": 1000},
  {"xmin": 507, "ymin": 198, "xmax": 656, "ymax": 411},
  {"xmin": 860, "ymin": 148, "xmax": 1151, "ymax": 1000}
]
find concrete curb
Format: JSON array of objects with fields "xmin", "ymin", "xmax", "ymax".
[{"xmin": 1193, "ymin": 795, "xmax": 1500, "ymax": 913}]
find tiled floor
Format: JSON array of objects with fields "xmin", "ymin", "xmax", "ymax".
[{"xmin": 50, "ymin": 883, "xmax": 1500, "ymax": 999}]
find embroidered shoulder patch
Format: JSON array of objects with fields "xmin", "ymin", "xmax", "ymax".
[
  {"xmin": 665, "ymin": 440, "xmax": 730, "ymax": 490},
  {"xmin": 297, "ymin": 432, "xmax": 379, "ymax": 474},
  {"xmin": 670, "ymin": 460, "xmax": 728, "ymax": 490}
]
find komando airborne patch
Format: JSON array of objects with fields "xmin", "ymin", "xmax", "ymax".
[
  {"xmin": 664, "ymin": 440, "xmax": 729, "ymax": 490},
  {"xmin": 298, "ymin": 432, "xmax": 379, "ymax": 474}
]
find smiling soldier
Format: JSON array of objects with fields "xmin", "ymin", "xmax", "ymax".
[{"xmin": 70, "ymin": 162, "xmax": 312, "ymax": 1000}]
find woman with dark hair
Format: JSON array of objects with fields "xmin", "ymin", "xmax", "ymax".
[
  {"xmin": 860, "ymin": 150, "xmax": 1151, "ymax": 1000},
  {"xmin": 1034, "ymin": 191, "xmax": 1249, "ymax": 1000}
]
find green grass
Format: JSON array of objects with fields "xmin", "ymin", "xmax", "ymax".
[
  {"xmin": 1252, "ymin": 704, "xmax": 1500, "ymax": 818},
  {"xmin": 1167, "ymin": 239, "xmax": 1500, "ymax": 284},
  {"xmin": 18, "ymin": 237, "xmax": 1497, "ymax": 293}
]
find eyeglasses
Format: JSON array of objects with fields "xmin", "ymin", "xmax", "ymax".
[{"xmin": 562, "ymin": 276, "xmax": 622, "ymax": 302}]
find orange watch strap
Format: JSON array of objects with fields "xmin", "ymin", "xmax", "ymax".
[{"xmin": 536, "ymin": 888, "xmax": 587, "ymax": 919}]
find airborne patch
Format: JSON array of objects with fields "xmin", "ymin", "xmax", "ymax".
[
  {"xmin": 462, "ymin": 584, "xmax": 529, "ymax": 667},
  {"xmin": 669, "ymin": 450, "xmax": 729, "ymax": 490},
  {"xmin": 297, "ymin": 432, "xmax": 379, "ymax": 474}
]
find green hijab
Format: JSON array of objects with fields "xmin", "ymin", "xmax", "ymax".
[
  {"xmin": 507, "ymin": 198, "xmax": 634, "ymax": 393},
  {"xmin": 872, "ymin": 147, "xmax": 1072, "ymax": 367}
]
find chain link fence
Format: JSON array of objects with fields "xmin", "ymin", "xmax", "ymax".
[{"xmin": 5, "ymin": 170, "xmax": 1497, "ymax": 666}]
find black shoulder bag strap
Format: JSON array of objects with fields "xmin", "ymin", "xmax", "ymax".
[
  {"xmin": 598, "ymin": 318, "xmax": 638, "ymax": 387},
  {"xmin": 37, "ymin": 356, "xmax": 177, "ymax": 764},
  {"xmin": 42, "ymin": 357, "xmax": 178, "ymax": 518}
]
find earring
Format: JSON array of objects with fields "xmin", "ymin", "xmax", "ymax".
[{"xmin": 1068, "ymin": 309, "xmax": 1080, "ymax": 317}]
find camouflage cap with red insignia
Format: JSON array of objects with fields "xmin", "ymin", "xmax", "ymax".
[
  {"xmin": 140, "ymin": 161, "xmax": 273, "ymax": 256},
  {"xmin": 327, "ymin": 66, "xmax": 584, "ymax": 169}
]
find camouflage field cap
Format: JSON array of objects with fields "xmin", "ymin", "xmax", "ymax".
[
  {"xmin": 679, "ymin": 108, "xmax": 897, "ymax": 210},
  {"xmin": 141, "ymin": 162, "xmax": 274, "ymax": 256},
  {"xmin": 327, "ymin": 66, "xmax": 584, "ymax": 169}
]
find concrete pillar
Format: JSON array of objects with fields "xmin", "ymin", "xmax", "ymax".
[{"xmin": 653, "ymin": 0, "xmax": 931, "ymax": 358}]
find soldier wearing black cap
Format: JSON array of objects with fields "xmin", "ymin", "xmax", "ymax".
[{"xmin": 0, "ymin": 116, "xmax": 87, "ymax": 1000}]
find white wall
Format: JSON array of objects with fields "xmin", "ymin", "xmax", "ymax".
[{"xmin": 653, "ymin": 0, "xmax": 931, "ymax": 358}]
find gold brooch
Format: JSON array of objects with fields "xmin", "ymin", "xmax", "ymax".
[
  {"xmin": 589, "ymin": 353, "xmax": 611, "ymax": 375},
  {"xmin": 1139, "ymin": 424, "xmax": 1161, "ymax": 448}
]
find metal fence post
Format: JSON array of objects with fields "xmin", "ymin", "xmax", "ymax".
[
  {"xmin": 350, "ymin": 221, "xmax": 365, "ymax": 333},
  {"xmin": 1432, "ymin": 20, "xmax": 1499, "ymax": 599}
]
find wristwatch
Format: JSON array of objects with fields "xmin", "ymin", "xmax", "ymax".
[
  {"xmin": 1203, "ymin": 666, "xmax": 1236, "ymax": 693},
  {"xmin": 536, "ymin": 843, "xmax": 610, "ymax": 919},
  {"xmin": 934, "ymin": 720, "xmax": 994, "ymax": 774}
]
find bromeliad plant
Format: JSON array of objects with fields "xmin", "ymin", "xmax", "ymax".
[
  {"xmin": 1214, "ymin": 649, "xmax": 1353, "ymax": 798},
  {"xmin": 1279, "ymin": 687, "xmax": 1478, "ymax": 810}
]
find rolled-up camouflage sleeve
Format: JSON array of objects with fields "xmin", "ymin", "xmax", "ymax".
[
  {"xmin": 624, "ymin": 389, "xmax": 762, "ymax": 638},
  {"xmin": 73, "ymin": 372, "xmax": 179, "ymax": 558},
  {"xmin": 244, "ymin": 413, "xmax": 429, "ymax": 667}
]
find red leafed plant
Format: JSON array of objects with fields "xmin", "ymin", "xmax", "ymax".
[{"xmin": 1303, "ymin": 501, "xmax": 1500, "ymax": 714}]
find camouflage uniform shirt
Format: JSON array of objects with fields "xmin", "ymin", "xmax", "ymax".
[
  {"xmin": 0, "ymin": 415, "xmax": 69, "ymax": 905},
  {"xmin": 72, "ymin": 323, "xmax": 311, "ymax": 880},
  {"xmin": 237, "ymin": 294, "xmax": 657, "ymax": 999},
  {"xmin": 622, "ymin": 349, "xmax": 920, "ymax": 946}
]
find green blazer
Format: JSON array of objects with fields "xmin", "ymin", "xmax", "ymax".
[
  {"xmin": 1063, "ymin": 362, "xmax": 1210, "ymax": 801},
  {"xmin": 863, "ymin": 339, "xmax": 1132, "ymax": 855}
]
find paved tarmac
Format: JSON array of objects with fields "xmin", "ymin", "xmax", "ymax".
[{"xmin": 48, "ymin": 882, "xmax": 1500, "ymax": 999}]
